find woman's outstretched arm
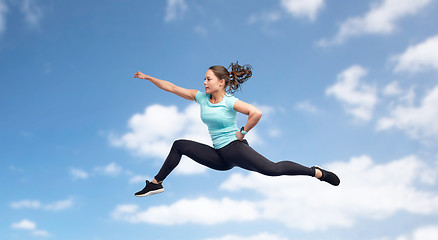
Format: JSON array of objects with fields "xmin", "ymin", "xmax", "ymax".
[{"xmin": 134, "ymin": 71, "xmax": 197, "ymax": 101}]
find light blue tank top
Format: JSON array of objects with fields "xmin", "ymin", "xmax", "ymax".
[{"xmin": 195, "ymin": 91, "xmax": 239, "ymax": 149}]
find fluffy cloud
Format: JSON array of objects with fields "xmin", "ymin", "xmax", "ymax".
[
  {"xmin": 165, "ymin": 0, "xmax": 187, "ymax": 22},
  {"xmin": 377, "ymin": 85, "xmax": 438, "ymax": 140},
  {"xmin": 11, "ymin": 219, "xmax": 36, "ymax": 230},
  {"xmin": 129, "ymin": 175, "xmax": 150, "ymax": 184},
  {"xmin": 111, "ymin": 197, "xmax": 260, "ymax": 225},
  {"xmin": 11, "ymin": 219, "xmax": 51, "ymax": 237},
  {"xmin": 10, "ymin": 200, "xmax": 41, "ymax": 209},
  {"xmin": 318, "ymin": 0, "xmax": 432, "ymax": 46},
  {"xmin": 392, "ymin": 35, "xmax": 438, "ymax": 73},
  {"xmin": 384, "ymin": 225, "xmax": 438, "ymax": 240},
  {"xmin": 383, "ymin": 81, "xmax": 403, "ymax": 96},
  {"xmin": 94, "ymin": 162, "xmax": 123, "ymax": 176},
  {"xmin": 280, "ymin": 0, "xmax": 325, "ymax": 21},
  {"xmin": 70, "ymin": 168, "xmax": 89, "ymax": 180},
  {"xmin": 294, "ymin": 100, "xmax": 320, "ymax": 114},
  {"xmin": 326, "ymin": 65, "xmax": 377, "ymax": 121},
  {"xmin": 221, "ymin": 155, "xmax": 438, "ymax": 230},
  {"xmin": 10, "ymin": 198, "xmax": 74, "ymax": 211},
  {"xmin": 204, "ymin": 233, "xmax": 288, "ymax": 240},
  {"xmin": 112, "ymin": 155, "xmax": 438, "ymax": 231},
  {"xmin": 44, "ymin": 198, "xmax": 74, "ymax": 211}
]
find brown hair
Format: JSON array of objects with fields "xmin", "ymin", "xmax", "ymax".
[{"xmin": 209, "ymin": 61, "xmax": 252, "ymax": 94}]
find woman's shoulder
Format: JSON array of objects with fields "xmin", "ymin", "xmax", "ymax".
[
  {"xmin": 224, "ymin": 94, "xmax": 239, "ymax": 108},
  {"xmin": 196, "ymin": 91, "xmax": 209, "ymax": 103}
]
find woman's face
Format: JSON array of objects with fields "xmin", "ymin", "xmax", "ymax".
[{"xmin": 204, "ymin": 69, "xmax": 225, "ymax": 94}]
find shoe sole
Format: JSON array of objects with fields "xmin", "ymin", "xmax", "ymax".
[{"xmin": 135, "ymin": 188, "xmax": 164, "ymax": 197}]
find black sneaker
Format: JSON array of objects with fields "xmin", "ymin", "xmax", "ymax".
[
  {"xmin": 134, "ymin": 180, "xmax": 164, "ymax": 197},
  {"xmin": 312, "ymin": 166, "xmax": 340, "ymax": 186}
]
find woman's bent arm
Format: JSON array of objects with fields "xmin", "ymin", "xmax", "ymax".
[
  {"xmin": 233, "ymin": 100, "xmax": 262, "ymax": 140},
  {"xmin": 134, "ymin": 71, "xmax": 197, "ymax": 101}
]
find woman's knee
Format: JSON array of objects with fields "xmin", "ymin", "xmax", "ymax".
[
  {"xmin": 172, "ymin": 139, "xmax": 190, "ymax": 149},
  {"xmin": 261, "ymin": 165, "xmax": 282, "ymax": 176}
]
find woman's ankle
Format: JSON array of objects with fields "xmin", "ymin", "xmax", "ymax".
[
  {"xmin": 312, "ymin": 167, "xmax": 323, "ymax": 179},
  {"xmin": 151, "ymin": 179, "xmax": 162, "ymax": 184}
]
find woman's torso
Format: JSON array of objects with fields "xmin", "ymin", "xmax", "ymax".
[{"xmin": 195, "ymin": 91, "xmax": 239, "ymax": 149}]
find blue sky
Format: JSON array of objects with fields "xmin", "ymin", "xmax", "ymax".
[{"xmin": 1, "ymin": 0, "xmax": 438, "ymax": 239}]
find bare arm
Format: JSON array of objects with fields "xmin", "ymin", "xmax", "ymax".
[
  {"xmin": 233, "ymin": 100, "xmax": 263, "ymax": 140},
  {"xmin": 134, "ymin": 71, "xmax": 197, "ymax": 101}
]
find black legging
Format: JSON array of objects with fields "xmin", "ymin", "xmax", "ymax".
[{"xmin": 155, "ymin": 139, "xmax": 315, "ymax": 182}]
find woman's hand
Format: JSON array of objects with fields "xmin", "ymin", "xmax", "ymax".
[
  {"xmin": 236, "ymin": 131, "xmax": 245, "ymax": 141},
  {"xmin": 134, "ymin": 71, "xmax": 149, "ymax": 80}
]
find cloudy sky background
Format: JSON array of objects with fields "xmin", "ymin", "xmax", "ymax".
[{"xmin": 1, "ymin": 0, "xmax": 438, "ymax": 239}]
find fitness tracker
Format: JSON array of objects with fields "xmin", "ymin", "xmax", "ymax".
[{"xmin": 240, "ymin": 126, "xmax": 248, "ymax": 135}]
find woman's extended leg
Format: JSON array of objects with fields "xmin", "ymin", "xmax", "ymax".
[
  {"xmin": 135, "ymin": 139, "xmax": 233, "ymax": 197},
  {"xmin": 218, "ymin": 140, "xmax": 340, "ymax": 185}
]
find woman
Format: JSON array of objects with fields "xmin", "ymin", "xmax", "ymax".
[{"xmin": 133, "ymin": 62, "xmax": 340, "ymax": 197}]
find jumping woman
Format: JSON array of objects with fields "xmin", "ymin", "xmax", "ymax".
[{"xmin": 133, "ymin": 62, "xmax": 340, "ymax": 197}]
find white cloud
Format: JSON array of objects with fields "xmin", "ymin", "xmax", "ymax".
[
  {"xmin": 44, "ymin": 198, "xmax": 74, "ymax": 211},
  {"xmin": 384, "ymin": 225, "xmax": 438, "ymax": 240},
  {"xmin": 70, "ymin": 168, "xmax": 88, "ymax": 180},
  {"xmin": 112, "ymin": 155, "xmax": 438, "ymax": 231},
  {"xmin": 20, "ymin": 0, "xmax": 43, "ymax": 27},
  {"xmin": 252, "ymin": 103, "xmax": 277, "ymax": 117},
  {"xmin": 112, "ymin": 197, "xmax": 260, "ymax": 225},
  {"xmin": 280, "ymin": 0, "xmax": 325, "ymax": 21},
  {"xmin": 10, "ymin": 198, "xmax": 74, "ymax": 211},
  {"xmin": 294, "ymin": 100, "xmax": 320, "ymax": 114},
  {"xmin": 326, "ymin": 65, "xmax": 377, "ymax": 121},
  {"xmin": 164, "ymin": 0, "xmax": 187, "ymax": 22},
  {"xmin": 11, "ymin": 219, "xmax": 36, "ymax": 230},
  {"xmin": 0, "ymin": 0, "xmax": 7, "ymax": 35},
  {"xmin": 268, "ymin": 128, "xmax": 281, "ymax": 137},
  {"xmin": 129, "ymin": 175, "xmax": 149, "ymax": 184},
  {"xmin": 318, "ymin": 0, "xmax": 432, "ymax": 46},
  {"xmin": 11, "ymin": 219, "xmax": 51, "ymax": 237},
  {"xmin": 398, "ymin": 85, "xmax": 417, "ymax": 106},
  {"xmin": 220, "ymin": 155, "xmax": 438, "ymax": 230},
  {"xmin": 383, "ymin": 81, "xmax": 403, "ymax": 96},
  {"xmin": 392, "ymin": 35, "xmax": 438, "ymax": 73},
  {"xmin": 94, "ymin": 162, "xmax": 123, "ymax": 176},
  {"xmin": 10, "ymin": 200, "xmax": 41, "ymax": 209},
  {"xmin": 204, "ymin": 233, "xmax": 288, "ymax": 240},
  {"xmin": 377, "ymin": 85, "xmax": 438, "ymax": 140}
]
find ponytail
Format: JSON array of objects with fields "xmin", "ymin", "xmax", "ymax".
[
  {"xmin": 227, "ymin": 61, "xmax": 252, "ymax": 94},
  {"xmin": 209, "ymin": 61, "xmax": 253, "ymax": 94}
]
